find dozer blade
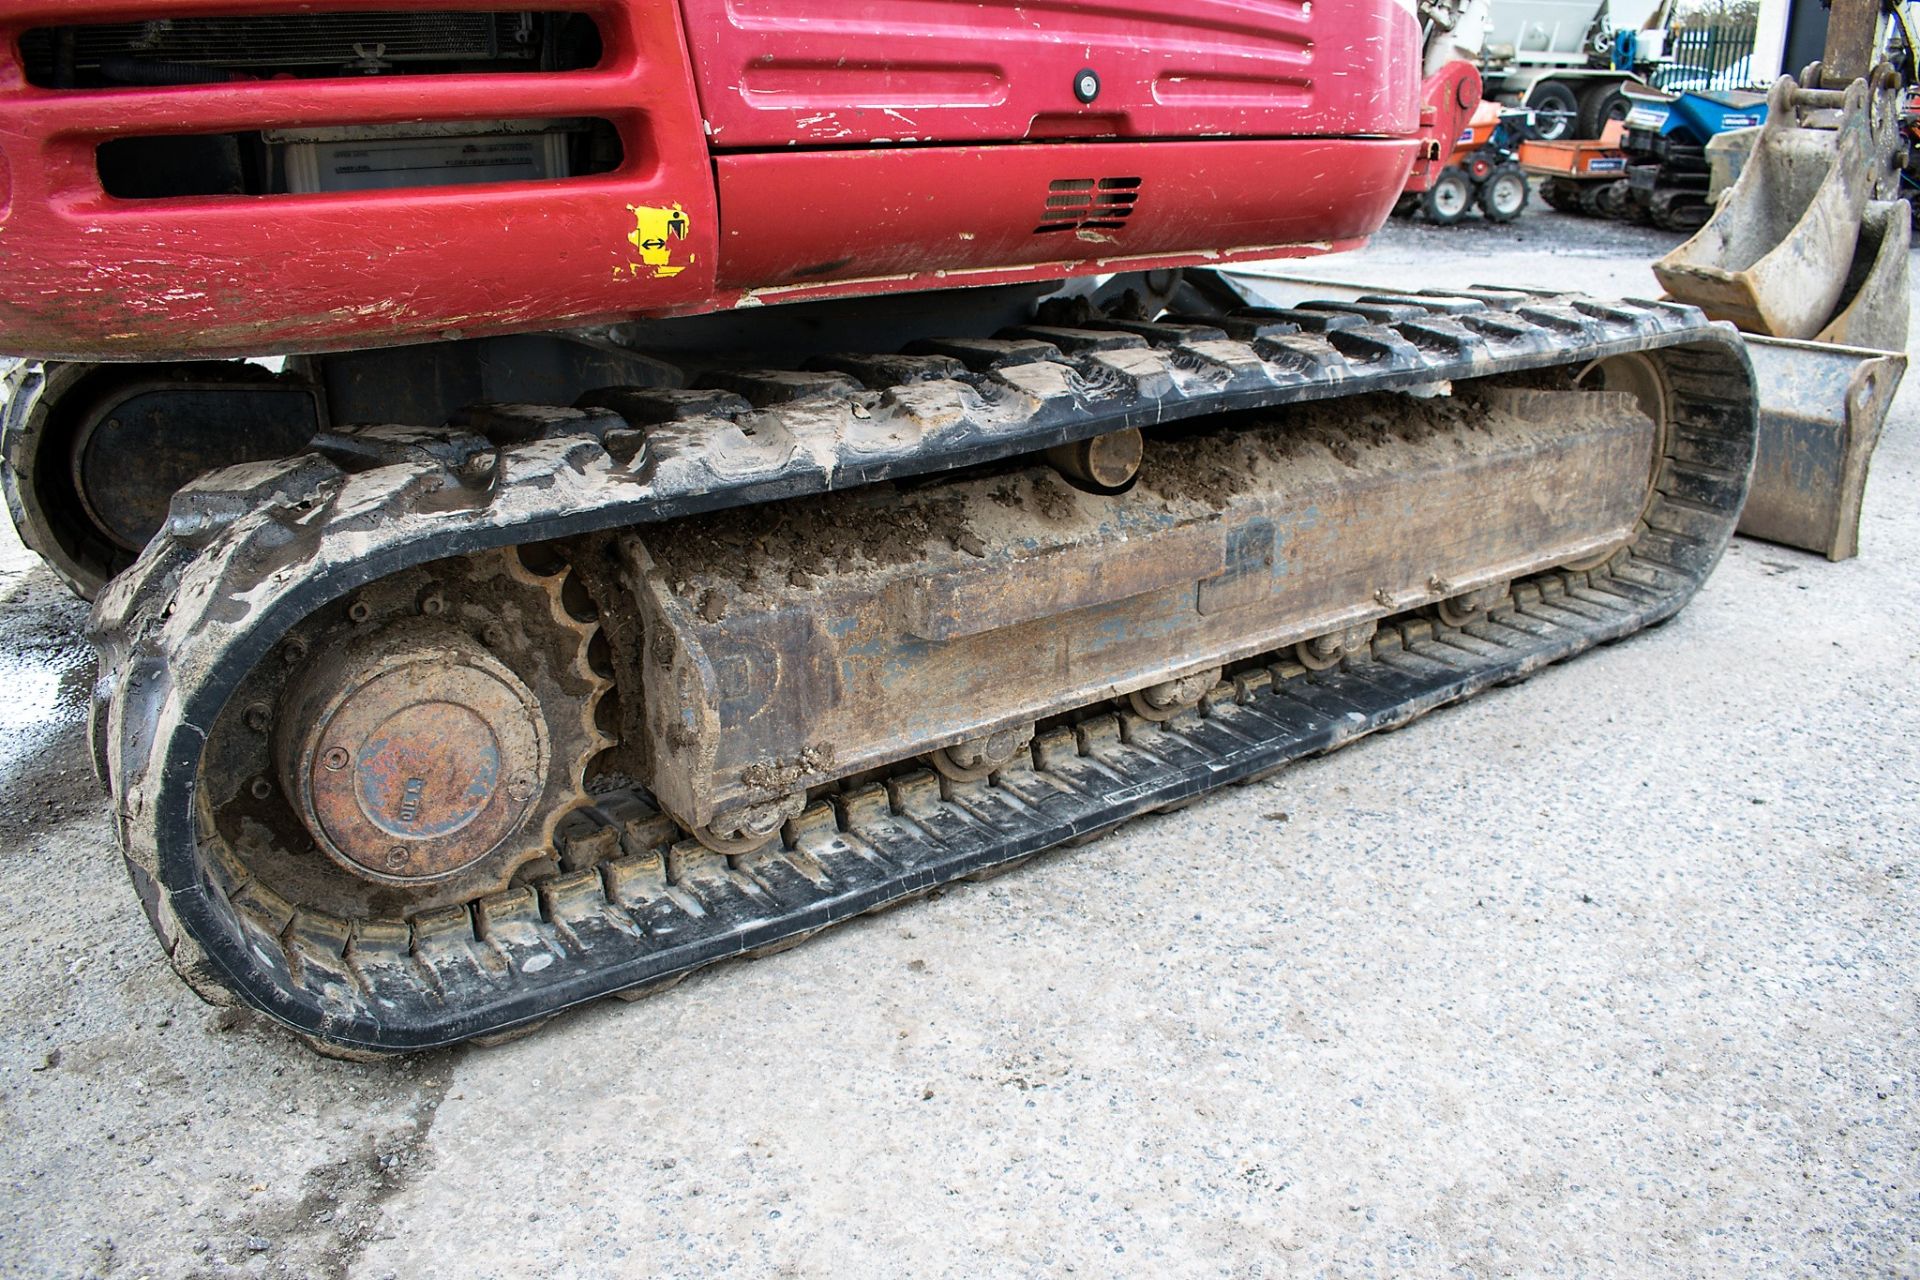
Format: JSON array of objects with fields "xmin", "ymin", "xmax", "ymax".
[
  {"xmin": 1653, "ymin": 77, "xmax": 1878, "ymax": 340},
  {"xmin": 1738, "ymin": 336, "xmax": 1906, "ymax": 561}
]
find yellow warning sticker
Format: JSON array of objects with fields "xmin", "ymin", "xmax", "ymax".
[{"xmin": 624, "ymin": 203, "xmax": 692, "ymax": 279}]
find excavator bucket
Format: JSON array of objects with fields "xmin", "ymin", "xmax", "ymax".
[
  {"xmin": 1740, "ymin": 337, "xmax": 1906, "ymax": 561},
  {"xmin": 1812, "ymin": 198, "xmax": 1911, "ymax": 351},
  {"xmin": 1655, "ymin": 69, "xmax": 1909, "ymax": 560},
  {"xmin": 1652, "ymin": 77, "xmax": 1877, "ymax": 340}
]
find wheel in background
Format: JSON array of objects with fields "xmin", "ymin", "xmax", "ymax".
[
  {"xmin": 1478, "ymin": 165, "xmax": 1530, "ymax": 222},
  {"xmin": 1577, "ymin": 83, "xmax": 1632, "ymax": 138},
  {"xmin": 1420, "ymin": 167, "xmax": 1476, "ymax": 225},
  {"xmin": 1524, "ymin": 81, "xmax": 1580, "ymax": 141}
]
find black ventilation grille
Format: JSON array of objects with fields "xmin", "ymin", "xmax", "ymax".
[
  {"xmin": 20, "ymin": 12, "xmax": 600, "ymax": 87},
  {"xmin": 1034, "ymin": 177, "xmax": 1142, "ymax": 233}
]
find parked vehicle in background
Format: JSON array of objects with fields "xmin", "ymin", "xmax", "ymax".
[
  {"xmin": 1476, "ymin": 0, "xmax": 1671, "ymax": 139},
  {"xmin": 1474, "ymin": 0, "xmax": 1767, "ymax": 138},
  {"xmin": 1398, "ymin": 100, "xmax": 1535, "ymax": 223}
]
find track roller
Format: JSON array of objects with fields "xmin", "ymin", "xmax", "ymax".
[
  {"xmin": 1295, "ymin": 624, "xmax": 1378, "ymax": 671},
  {"xmin": 1128, "ymin": 669, "xmax": 1224, "ymax": 721},
  {"xmin": 930, "ymin": 724, "xmax": 1037, "ymax": 782}
]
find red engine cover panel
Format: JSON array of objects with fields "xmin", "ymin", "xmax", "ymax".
[
  {"xmin": 680, "ymin": 0, "xmax": 1422, "ymax": 148},
  {"xmin": 0, "ymin": 0, "xmax": 721, "ymax": 361},
  {"xmin": 715, "ymin": 138, "xmax": 1418, "ymax": 290},
  {"xmin": 0, "ymin": 1, "xmax": 1428, "ymax": 360}
]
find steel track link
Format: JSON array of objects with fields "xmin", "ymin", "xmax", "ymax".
[{"xmin": 89, "ymin": 290, "xmax": 1757, "ymax": 1052}]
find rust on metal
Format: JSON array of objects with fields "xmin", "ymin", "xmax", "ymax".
[
  {"xmin": 276, "ymin": 635, "xmax": 550, "ymax": 885},
  {"xmin": 1046, "ymin": 427, "xmax": 1144, "ymax": 492},
  {"xmin": 632, "ymin": 384, "xmax": 1658, "ymax": 831}
]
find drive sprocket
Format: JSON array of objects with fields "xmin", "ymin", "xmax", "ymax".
[{"xmin": 193, "ymin": 545, "xmax": 614, "ymax": 952}]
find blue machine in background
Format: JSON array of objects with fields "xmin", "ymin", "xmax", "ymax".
[{"xmin": 1612, "ymin": 83, "xmax": 1770, "ymax": 228}]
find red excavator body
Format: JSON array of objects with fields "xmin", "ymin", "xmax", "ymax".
[
  {"xmin": 0, "ymin": 1, "xmax": 1434, "ymax": 360},
  {"xmin": 0, "ymin": 7, "xmax": 1781, "ymax": 1059}
]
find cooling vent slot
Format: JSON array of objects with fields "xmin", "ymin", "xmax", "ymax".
[
  {"xmin": 1035, "ymin": 177, "xmax": 1142, "ymax": 233},
  {"xmin": 21, "ymin": 12, "xmax": 600, "ymax": 88}
]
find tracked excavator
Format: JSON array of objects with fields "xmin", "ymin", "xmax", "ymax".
[{"xmin": 0, "ymin": 2, "xmax": 1885, "ymax": 1056}]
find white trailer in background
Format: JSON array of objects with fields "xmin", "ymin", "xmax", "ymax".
[{"xmin": 1461, "ymin": 0, "xmax": 1784, "ymax": 139}]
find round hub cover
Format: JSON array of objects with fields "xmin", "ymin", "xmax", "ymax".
[{"xmin": 280, "ymin": 640, "xmax": 549, "ymax": 885}]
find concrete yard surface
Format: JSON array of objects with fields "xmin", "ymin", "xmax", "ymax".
[{"xmin": 1, "ymin": 209, "xmax": 1916, "ymax": 1279}]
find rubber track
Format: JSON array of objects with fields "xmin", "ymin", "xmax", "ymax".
[{"xmin": 89, "ymin": 290, "xmax": 1757, "ymax": 1052}]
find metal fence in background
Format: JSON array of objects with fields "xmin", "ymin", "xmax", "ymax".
[{"xmin": 1656, "ymin": 21, "xmax": 1761, "ymax": 91}]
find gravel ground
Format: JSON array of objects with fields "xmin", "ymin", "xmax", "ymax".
[{"xmin": 2, "ymin": 206, "xmax": 1916, "ymax": 1279}]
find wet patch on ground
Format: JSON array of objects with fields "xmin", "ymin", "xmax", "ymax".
[{"xmin": 0, "ymin": 567, "xmax": 98, "ymax": 841}]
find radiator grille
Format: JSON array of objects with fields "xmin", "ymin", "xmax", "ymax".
[
  {"xmin": 1035, "ymin": 177, "xmax": 1142, "ymax": 233},
  {"xmin": 22, "ymin": 12, "xmax": 553, "ymax": 83}
]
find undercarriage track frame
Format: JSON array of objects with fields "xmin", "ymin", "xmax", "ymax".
[{"xmin": 90, "ymin": 291, "xmax": 1756, "ymax": 1053}]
